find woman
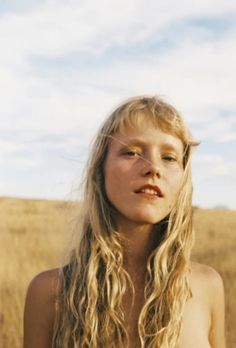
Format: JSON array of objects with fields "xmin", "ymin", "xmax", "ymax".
[{"xmin": 24, "ymin": 96, "xmax": 226, "ymax": 347}]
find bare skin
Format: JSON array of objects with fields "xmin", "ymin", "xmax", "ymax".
[
  {"xmin": 24, "ymin": 124, "xmax": 226, "ymax": 347},
  {"xmin": 121, "ymin": 261, "xmax": 226, "ymax": 348},
  {"xmin": 23, "ymin": 261, "xmax": 225, "ymax": 348},
  {"xmin": 24, "ymin": 218, "xmax": 226, "ymax": 348},
  {"xmin": 114, "ymin": 223, "xmax": 226, "ymax": 348}
]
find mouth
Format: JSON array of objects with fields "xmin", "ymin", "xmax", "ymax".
[{"xmin": 134, "ymin": 184, "xmax": 164, "ymax": 198}]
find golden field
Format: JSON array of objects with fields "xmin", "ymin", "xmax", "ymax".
[{"xmin": 0, "ymin": 196, "xmax": 235, "ymax": 347}]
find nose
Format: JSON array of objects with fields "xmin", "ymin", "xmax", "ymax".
[{"xmin": 141, "ymin": 156, "xmax": 162, "ymax": 178}]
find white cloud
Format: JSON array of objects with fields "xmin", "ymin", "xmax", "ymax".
[
  {"xmin": 194, "ymin": 154, "xmax": 223, "ymax": 163},
  {"xmin": 1, "ymin": 0, "xmax": 236, "ymax": 64},
  {"xmin": 191, "ymin": 113, "xmax": 236, "ymax": 142},
  {"xmin": 0, "ymin": 0, "xmax": 236, "ymax": 207},
  {"xmin": 5, "ymin": 157, "xmax": 43, "ymax": 168},
  {"xmin": 0, "ymin": 140, "xmax": 27, "ymax": 154},
  {"xmin": 2, "ymin": 33, "xmax": 236, "ymax": 138},
  {"xmin": 193, "ymin": 153, "xmax": 236, "ymax": 180},
  {"xmin": 1, "ymin": 1, "xmax": 236, "ymax": 133}
]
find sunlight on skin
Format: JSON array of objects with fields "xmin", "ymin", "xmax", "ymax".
[{"xmin": 100, "ymin": 133, "xmax": 195, "ymax": 167}]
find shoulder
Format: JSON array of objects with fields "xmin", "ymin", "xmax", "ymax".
[
  {"xmin": 27, "ymin": 268, "xmax": 60, "ymax": 297},
  {"xmin": 189, "ymin": 261, "xmax": 224, "ymax": 299},
  {"xmin": 189, "ymin": 261, "xmax": 226, "ymax": 347},
  {"xmin": 190, "ymin": 260, "xmax": 222, "ymax": 278},
  {"xmin": 25, "ymin": 268, "xmax": 60, "ymax": 311},
  {"xmin": 24, "ymin": 268, "xmax": 60, "ymax": 348},
  {"xmin": 25, "ymin": 268, "xmax": 60, "ymax": 321},
  {"xmin": 190, "ymin": 261, "xmax": 224, "ymax": 290}
]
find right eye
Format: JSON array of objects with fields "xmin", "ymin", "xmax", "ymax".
[
  {"xmin": 124, "ymin": 149, "xmax": 141, "ymax": 157},
  {"xmin": 123, "ymin": 147, "xmax": 142, "ymax": 157}
]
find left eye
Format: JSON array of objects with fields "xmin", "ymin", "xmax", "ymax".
[{"xmin": 163, "ymin": 155, "xmax": 177, "ymax": 162}]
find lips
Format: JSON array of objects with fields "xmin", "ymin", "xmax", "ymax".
[{"xmin": 134, "ymin": 184, "xmax": 163, "ymax": 197}]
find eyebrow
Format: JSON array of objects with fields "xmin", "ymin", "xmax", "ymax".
[
  {"xmin": 120, "ymin": 137, "xmax": 148, "ymax": 146},
  {"xmin": 113, "ymin": 136, "xmax": 183, "ymax": 154},
  {"xmin": 105, "ymin": 134, "xmax": 185, "ymax": 166},
  {"xmin": 160, "ymin": 142, "xmax": 183, "ymax": 153}
]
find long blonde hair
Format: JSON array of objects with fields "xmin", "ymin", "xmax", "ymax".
[{"xmin": 53, "ymin": 96, "xmax": 198, "ymax": 347}]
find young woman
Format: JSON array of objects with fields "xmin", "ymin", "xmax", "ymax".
[{"xmin": 24, "ymin": 96, "xmax": 226, "ymax": 348}]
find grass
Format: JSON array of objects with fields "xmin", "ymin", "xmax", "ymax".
[{"xmin": 0, "ymin": 197, "xmax": 235, "ymax": 347}]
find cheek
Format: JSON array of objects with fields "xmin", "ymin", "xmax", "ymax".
[
  {"xmin": 105, "ymin": 158, "xmax": 130, "ymax": 184},
  {"xmin": 104, "ymin": 162, "xmax": 122, "ymax": 198},
  {"xmin": 105, "ymin": 167, "xmax": 127, "ymax": 197},
  {"xmin": 167, "ymin": 169, "xmax": 184, "ymax": 195},
  {"xmin": 104, "ymin": 161, "xmax": 135, "ymax": 208}
]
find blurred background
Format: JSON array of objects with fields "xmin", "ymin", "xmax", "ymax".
[{"xmin": 0, "ymin": 1, "xmax": 235, "ymax": 347}]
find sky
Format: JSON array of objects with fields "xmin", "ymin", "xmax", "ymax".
[{"xmin": 0, "ymin": 0, "xmax": 236, "ymax": 209}]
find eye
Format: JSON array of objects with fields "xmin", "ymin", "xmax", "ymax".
[
  {"xmin": 162, "ymin": 154, "xmax": 177, "ymax": 162},
  {"xmin": 125, "ymin": 150, "xmax": 141, "ymax": 157},
  {"xmin": 123, "ymin": 147, "xmax": 142, "ymax": 157}
]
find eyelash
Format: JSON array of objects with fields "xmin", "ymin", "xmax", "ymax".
[
  {"xmin": 124, "ymin": 151, "xmax": 177, "ymax": 162},
  {"xmin": 162, "ymin": 155, "xmax": 177, "ymax": 162},
  {"xmin": 125, "ymin": 150, "xmax": 141, "ymax": 157}
]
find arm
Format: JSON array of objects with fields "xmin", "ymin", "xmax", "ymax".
[
  {"xmin": 208, "ymin": 269, "xmax": 226, "ymax": 348},
  {"xmin": 23, "ymin": 269, "xmax": 59, "ymax": 348}
]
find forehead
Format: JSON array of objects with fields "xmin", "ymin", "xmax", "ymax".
[{"xmin": 116, "ymin": 108, "xmax": 184, "ymax": 137}]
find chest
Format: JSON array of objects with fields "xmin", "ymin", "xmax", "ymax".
[
  {"xmin": 178, "ymin": 293, "xmax": 211, "ymax": 348},
  {"xmin": 121, "ymin": 284, "xmax": 145, "ymax": 348},
  {"xmin": 122, "ymin": 286, "xmax": 211, "ymax": 348}
]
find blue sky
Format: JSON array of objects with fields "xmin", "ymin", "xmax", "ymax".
[{"xmin": 0, "ymin": 0, "xmax": 236, "ymax": 209}]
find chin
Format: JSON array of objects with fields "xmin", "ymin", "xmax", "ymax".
[
  {"xmin": 131, "ymin": 213, "xmax": 166, "ymax": 225},
  {"xmin": 137, "ymin": 208, "xmax": 170, "ymax": 223}
]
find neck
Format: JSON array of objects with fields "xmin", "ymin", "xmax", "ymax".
[{"xmin": 117, "ymin": 219, "xmax": 164, "ymax": 274}]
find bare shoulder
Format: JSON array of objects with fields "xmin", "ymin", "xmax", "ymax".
[
  {"xmin": 190, "ymin": 261, "xmax": 224, "ymax": 290},
  {"xmin": 24, "ymin": 268, "xmax": 60, "ymax": 348},
  {"xmin": 27, "ymin": 268, "xmax": 60, "ymax": 297},
  {"xmin": 190, "ymin": 261, "xmax": 226, "ymax": 348},
  {"xmin": 25, "ymin": 268, "xmax": 60, "ymax": 312}
]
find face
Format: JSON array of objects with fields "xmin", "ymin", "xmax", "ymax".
[{"xmin": 103, "ymin": 123, "xmax": 185, "ymax": 229}]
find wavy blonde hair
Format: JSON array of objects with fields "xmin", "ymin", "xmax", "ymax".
[{"xmin": 52, "ymin": 96, "xmax": 198, "ymax": 347}]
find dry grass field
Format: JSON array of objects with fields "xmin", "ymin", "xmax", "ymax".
[{"xmin": 0, "ymin": 196, "xmax": 235, "ymax": 347}]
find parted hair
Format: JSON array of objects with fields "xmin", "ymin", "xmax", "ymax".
[{"xmin": 52, "ymin": 95, "xmax": 198, "ymax": 347}]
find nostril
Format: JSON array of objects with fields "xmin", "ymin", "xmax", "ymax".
[{"xmin": 144, "ymin": 169, "xmax": 161, "ymax": 178}]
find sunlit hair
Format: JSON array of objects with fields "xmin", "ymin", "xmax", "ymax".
[{"xmin": 52, "ymin": 96, "xmax": 198, "ymax": 347}]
